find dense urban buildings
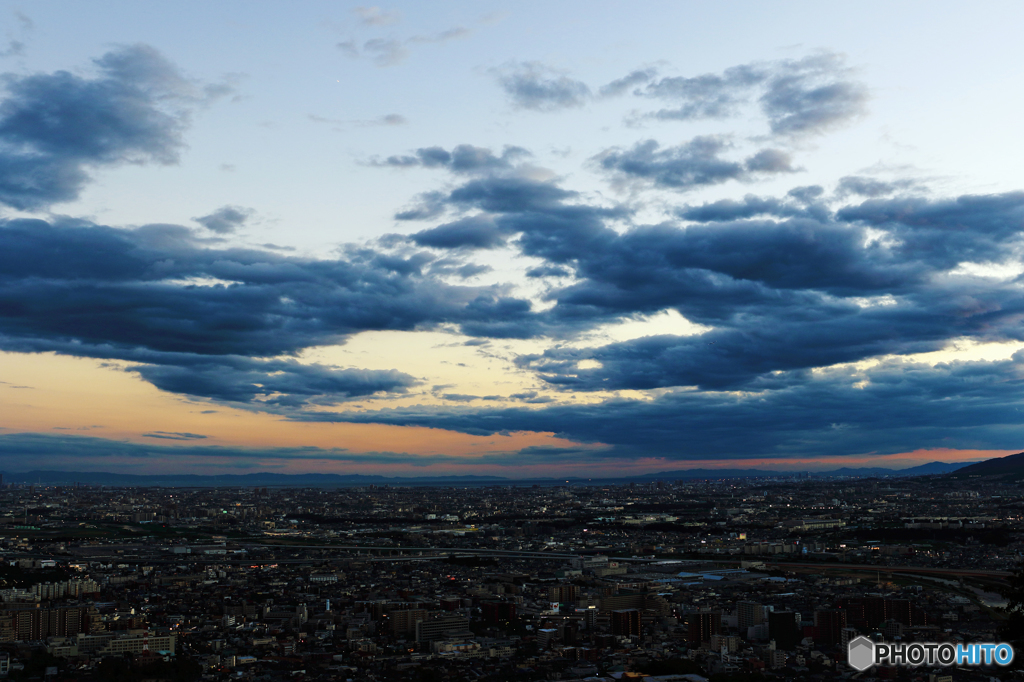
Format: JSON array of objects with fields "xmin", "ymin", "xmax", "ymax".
[{"xmin": 0, "ymin": 473, "xmax": 1021, "ymax": 680}]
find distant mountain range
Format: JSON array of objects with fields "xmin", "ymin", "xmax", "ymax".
[
  {"xmin": 0, "ymin": 460, "xmax": 973, "ymax": 487},
  {"xmin": 947, "ymin": 451, "xmax": 1024, "ymax": 479},
  {"xmin": 640, "ymin": 461, "xmax": 969, "ymax": 480}
]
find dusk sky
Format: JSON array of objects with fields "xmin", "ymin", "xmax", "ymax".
[{"xmin": 2, "ymin": 1, "xmax": 1024, "ymax": 478}]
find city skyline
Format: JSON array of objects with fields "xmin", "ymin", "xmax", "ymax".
[{"xmin": 2, "ymin": 2, "xmax": 1024, "ymax": 477}]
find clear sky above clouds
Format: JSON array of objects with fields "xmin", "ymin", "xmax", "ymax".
[{"xmin": 1, "ymin": 1, "xmax": 1024, "ymax": 477}]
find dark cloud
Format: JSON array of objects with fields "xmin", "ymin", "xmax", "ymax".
[
  {"xmin": 132, "ymin": 356, "xmax": 417, "ymax": 406},
  {"xmin": 595, "ymin": 137, "xmax": 797, "ymax": 191},
  {"xmin": 483, "ymin": 52, "xmax": 864, "ymax": 133},
  {"xmin": 451, "ymin": 263, "xmax": 492, "ymax": 279},
  {"xmin": 193, "ymin": 205, "xmax": 254, "ymax": 234},
  {"xmin": 0, "ymin": 45, "xmax": 215, "ymax": 209},
  {"xmin": 383, "ymin": 146, "xmax": 448, "ymax": 167},
  {"xmin": 641, "ymin": 63, "xmax": 764, "ymax": 120},
  {"xmin": 0, "ymin": 431, "xmax": 601, "ymax": 470},
  {"xmin": 637, "ymin": 53, "xmax": 867, "ymax": 136},
  {"xmin": 142, "ymin": 431, "xmax": 207, "ymax": 440},
  {"xmin": 483, "ymin": 52, "xmax": 865, "ymax": 133},
  {"xmin": 439, "ymin": 393, "xmax": 479, "ymax": 402},
  {"xmin": 438, "ymin": 175, "xmax": 627, "ymax": 266},
  {"xmin": 298, "ymin": 354, "xmax": 1024, "ymax": 460},
  {"xmin": 427, "ymin": 257, "xmax": 493, "ymax": 279},
  {"xmin": 838, "ymin": 192, "xmax": 1024, "ymax": 269},
  {"xmin": 787, "ymin": 185, "xmax": 825, "ymax": 203},
  {"xmin": 525, "ymin": 264, "xmax": 573, "ymax": 279},
  {"xmin": 394, "ymin": 190, "xmax": 448, "ymax": 221},
  {"xmin": 387, "ymin": 154, "xmax": 1024, "ymax": 372},
  {"xmin": 523, "ymin": 191, "xmax": 1024, "ymax": 389},
  {"xmin": 448, "ymin": 175, "xmax": 578, "ymax": 213},
  {"xmin": 522, "ymin": 296, "xmax": 966, "ymax": 392},
  {"xmin": 508, "ymin": 390, "xmax": 555, "ymax": 404},
  {"xmin": 598, "ymin": 68, "xmax": 657, "ymax": 98},
  {"xmin": 412, "ymin": 215, "xmax": 505, "ymax": 249},
  {"xmin": 400, "ymin": 157, "xmax": 1024, "ymax": 395},
  {"xmin": 0, "ymin": 217, "xmax": 543, "ymax": 355},
  {"xmin": 378, "ymin": 144, "xmax": 529, "ymax": 173},
  {"xmin": 0, "ymin": 432, "xmax": 461, "ymax": 469},
  {"xmin": 759, "ymin": 54, "xmax": 869, "ymax": 135},
  {"xmin": 508, "ymin": 391, "xmax": 538, "ymax": 400},
  {"xmin": 515, "ymin": 445, "xmax": 592, "ymax": 457},
  {"xmin": 835, "ymin": 175, "xmax": 920, "ymax": 198},
  {"xmin": 495, "ymin": 62, "xmax": 591, "ymax": 111},
  {"xmin": 678, "ymin": 193, "xmax": 827, "ymax": 222},
  {"xmin": 397, "ymin": 171, "xmax": 624, "ymax": 269},
  {"xmin": 0, "ymin": 216, "xmax": 553, "ymax": 406},
  {"xmin": 458, "ymin": 295, "xmax": 546, "ymax": 339},
  {"xmin": 449, "ymin": 145, "xmax": 529, "ymax": 172},
  {"xmin": 745, "ymin": 148, "xmax": 797, "ymax": 173}
]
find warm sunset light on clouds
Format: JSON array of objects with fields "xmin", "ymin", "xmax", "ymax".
[{"xmin": 2, "ymin": 2, "xmax": 1024, "ymax": 477}]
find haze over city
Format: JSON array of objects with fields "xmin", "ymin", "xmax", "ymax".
[{"xmin": 2, "ymin": 1, "xmax": 1024, "ymax": 478}]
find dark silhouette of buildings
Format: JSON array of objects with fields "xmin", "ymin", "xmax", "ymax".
[
  {"xmin": 481, "ymin": 601, "xmax": 516, "ymax": 625},
  {"xmin": 813, "ymin": 608, "xmax": 847, "ymax": 646},
  {"xmin": 768, "ymin": 610, "xmax": 800, "ymax": 650},
  {"xmin": 687, "ymin": 610, "xmax": 721, "ymax": 645},
  {"xmin": 838, "ymin": 597, "xmax": 928, "ymax": 629},
  {"xmin": 611, "ymin": 609, "xmax": 641, "ymax": 637}
]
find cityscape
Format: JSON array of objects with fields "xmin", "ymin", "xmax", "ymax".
[{"xmin": 1, "ymin": 460, "xmax": 1023, "ymax": 680}]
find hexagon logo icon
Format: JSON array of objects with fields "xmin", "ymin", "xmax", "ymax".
[{"xmin": 848, "ymin": 636, "xmax": 875, "ymax": 671}]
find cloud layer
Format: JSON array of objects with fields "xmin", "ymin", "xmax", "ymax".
[
  {"xmin": 394, "ymin": 157, "xmax": 1024, "ymax": 395},
  {"xmin": 2, "ymin": 44, "xmax": 1023, "ymax": 469},
  {"xmin": 300, "ymin": 354, "xmax": 1024, "ymax": 460},
  {"xmin": 0, "ymin": 45, "xmax": 225, "ymax": 210},
  {"xmin": 0, "ymin": 432, "xmax": 460, "ymax": 470},
  {"xmin": 596, "ymin": 137, "xmax": 796, "ymax": 191},
  {"xmin": 0, "ymin": 217, "xmax": 538, "ymax": 405},
  {"xmin": 493, "ymin": 52, "xmax": 868, "ymax": 138}
]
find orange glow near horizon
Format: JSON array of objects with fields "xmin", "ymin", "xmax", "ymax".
[
  {"xmin": 0, "ymin": 350, "xmax": 1017, "ymax": 478},
  {"xmin": 1, "ymin": 442, "xmax": 1007, "ymax": 478}
]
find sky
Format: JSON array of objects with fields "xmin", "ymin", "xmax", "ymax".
[{"xmin": 2, "ymin": 1, "xmax": 1024, "ymax": 478}]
